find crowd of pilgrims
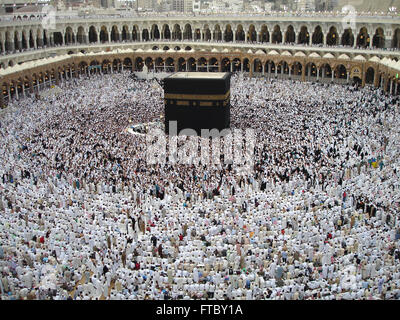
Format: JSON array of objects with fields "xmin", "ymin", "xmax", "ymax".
[{"xmin": 0, "ymin": 71, "xmax": 400, "ymax": 300}]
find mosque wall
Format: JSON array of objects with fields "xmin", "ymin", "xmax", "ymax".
[
  {"xmin": 0, "ymin": 16, "xmax": 399, "ymax": 57},
  {"xmin": 1, "ymin": 15, "xmax": 400, "ymax": 107},
  {"xmin": 1, "ymin": 50, "xmax": 399, "ymax": 109}
]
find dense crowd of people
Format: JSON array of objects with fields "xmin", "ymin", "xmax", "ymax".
[{"xmin": 0, "ymin": 71, "xmax": 400, "ymax": 300}]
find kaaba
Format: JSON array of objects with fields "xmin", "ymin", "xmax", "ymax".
[{"xmin": 163, "ymin": 72, "xmax": 231, "ymax": 135}]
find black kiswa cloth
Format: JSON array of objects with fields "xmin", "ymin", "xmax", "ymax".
[{"xmin": 164, "ymin": 72, "xmax": 231, "ymax": 135}]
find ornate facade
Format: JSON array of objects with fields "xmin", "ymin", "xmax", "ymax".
[
  {"xmin": 1, "ymin": 15, "xmax": 398, "ymax": 54},
  {"xmin": 1, "ymin": 15, "xmax": 400, "ymax": 106}
]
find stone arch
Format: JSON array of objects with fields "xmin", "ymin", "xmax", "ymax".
[
  {"xmin": 65, "ymin": 26, "xmax": 74, "ymax": 45},
  {"xmin": 209, "ymin": 57, "xmax": 219, "ymax": 72},
  {"xmin": 183, "ymin": 24, "xmax": 192, "ymax": 40},
  {"xmin": 187, "ymin": 57, "xmax": 196, "ymax": 71},
  {"xmin": 276, "ymin": 60, "xmax": 290, "ymax": 75},
  {"xmin": 335, "ymin": 64, "xmax": 347, "ymax": 80},
  {"xmin": 312, "ymin": 25, "xmax": 323, "ymax": 44},
  {"xmin": 113, "ymin": 59, "xmax": 124, "ymax": 73},
  {"xmin": 121, "ymin": 25, "xmax": 129, "ymax": 41},
  {"xmin": 214, "ymin": 24, "xmax": 222, "ymax": 41},
  {"xmin": 88, "ymin": 26, "xmax": 97, "ymax": 43},
  {"xmin": 265, "ymin": 60, "xmax": 276, "ymax": 74},
  {"xmin": 356, "ymin": 27, "xmax": 370, "ymax": 48},
  {"xmin": 142, "ymin": 28, "xmax": 150, "ymax": 41},
  {"xmin": 365, "ymin": 67, "xmax": 375, "ymax": 84},
  {"xmin": 326, "ymin": 26, "xmax": 338, "ymax": 46},
  {"xmin": 145, "ymin": 57, "xmax": 154, "ymax": 70},
  {"xmin": 203, "ymin": 25, "xmax": 211, "ymax": 41},
  {"xmin": 305, "ymin": 62, "xmax": 317, "ymax": 78},
  {"xmin": 253, "ymin": 58, "xmax": 263, "ymax": 72},
  {"xmin": 178, "ymin": 57, "xmax": 186, "ymax": 71},
  {"xmin": 172, "ymin": 24, "xmax": 182, "ymax": 40},
  {"xmin": 53, "ymin": 32, "xmax": 63, "ymax": 46},
  {"xmin": 221, "ymin": 57, "xmax": 231, "ymax": 72},
  {"xmin": 236, "ymin": 24, "xmax": 245, "ymax": 42},
  {"xmin": 392, "ymin": 28, "xmax": 400, "ymax": 48},
  {"xmin": 232, "ymin": 58, "xmax": 242, "ymax": 72},
  {"xmin": 77, "ymin": 26, "xmax": 85, "ymax": 44},
  {"xmin": 162, "ymin": 24, "xmax": 171, "ymax": 40},
  {"xmin": 372, "ymin": 27, "xmax": 385, "ymax": 48},
  {"xmin": 272, "ymin": 25, "xmax": 282, "ymax": 44},
  {"xmin": 224, "ymin": 24, "xmax": 233, "ymax": 42},
  {"xmin": 132, "ymin": 25, "xmax": 139, "ymax": 41},
  {"xmin": 100, "ymin": 26, "xmax": 109, "ymax": 43},
  {"xmin": 341, "ymin": 28, "xmax": 354, "ymax": 46},
  {"xmin": 113, "ymin": 58, "xmax": 122, "ymax": 72},
  {"xmin": 248, "ymin": 24, "xmax": 257, "ymax": 42},
  {"xmin": 285, "ymin": 25, "xmax": 295, "ymax": 44},
  {"xmin": 298, "ymin": 26, "xmax": 309, "ymax": 44},
  {"xmin": 123, "ymin": 57, "xmax": 132, "ymax": 71},
  {"xmin": 260, "ymin": 25, "xmax": 269, "ymax": 43},
  {"xmin": 165, "ymin": 57, "xmax": 175, "ymax": 72},
  {"xmin": 197, "ymin": 57, "xmax": 207, "ymax": 72},
  {"xmin": 102, "ymin": 59, "xmax": 112, "ymax": 74},
  {"xmin": 291, "ymin": 61, "xmax": 303, "ymax": 76},
  {"xmin": 151, "ymin": 24, "xmax": 160, "ymax": 40},
  {"xmin": 319, "ymin": 63, "xmax": 333, "ymax": 79},
  {"xmin": 110, "ymin": 25, "xmax": 119, "ymax": 42},
  {"xmin": 194, "ymin": 28, "xmax": 201, "ymax": 40}
]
